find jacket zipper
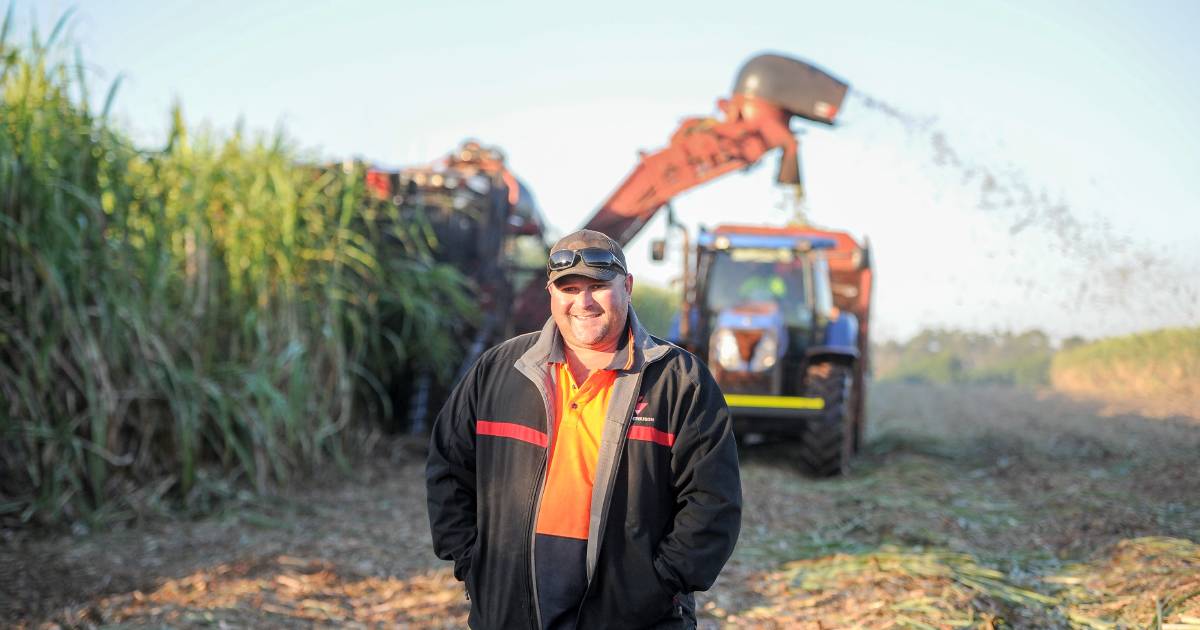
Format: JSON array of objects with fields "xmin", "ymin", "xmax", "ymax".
[
  {"xmin": 590, "ymin": 375, "xmax": 642, "ymax": 563},
  {"xmin": 527, "ymin": 452, "xmax": 549, "ymax": 629},
  {"xmin": 575, "ymin": 378, "xmax": 641, "ymax": 621},
  {"xmin": 527, "ymin": 369, "xmax": 556, "ymax": 630}
]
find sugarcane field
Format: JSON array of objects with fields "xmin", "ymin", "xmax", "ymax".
[{"xmin": 3, "ymin": 4, "xmax": 1199, "ymax": 629}]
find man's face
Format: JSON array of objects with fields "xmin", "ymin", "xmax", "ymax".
[{"xmin": 548, "ymin": 274, "xmax": 633, "ymax": 350}]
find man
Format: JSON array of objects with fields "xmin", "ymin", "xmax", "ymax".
[{"xmin": 427, "ymin": 229, "xmax": 741, "ymax": 629}]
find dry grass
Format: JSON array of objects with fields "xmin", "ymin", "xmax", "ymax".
[
  {"xmin": 715, "ymin": 547, "xmax": 1055, "ymax": 628},
  {"xmin": 708, "ymin": 382, "xmax": 1199, "ymax": 628},
  {"xmin": 705, "ymin": 537, "xmax": 1200, "ymax": 629},
  {"xmin": 48, "ymin": 556, "xmax": 468, "ymax": 629},
  {"xmin": 1047, "ymin": 537, "xmax": 1200, "ymax": 628},
  {"xmin": 4, "ymin": 383, "xmax": 1198, "ymax": 628}
]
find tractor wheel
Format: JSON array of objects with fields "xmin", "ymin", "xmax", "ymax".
[{"xmin": 799, "ymin": 361, "xmax": 854, "ymax": 477}]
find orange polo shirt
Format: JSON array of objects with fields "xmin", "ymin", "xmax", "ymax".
[{"xmin": 535, "ymin": 332, "xmax": 635, "ymax": 540}]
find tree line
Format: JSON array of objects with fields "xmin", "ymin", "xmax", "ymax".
[{"xmin": 870, "ymin": 328, "xmax": 1087, "ymax": 386}]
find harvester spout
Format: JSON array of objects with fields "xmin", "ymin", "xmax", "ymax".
[
  {"xmin": 732, "ymin": 53, "xmax": 849, "ymax": 126},
  {"xmin": 570, "ymin": 52, "xmax": 849, "ymax": 251},
  {"xmin": 725, "ymin": 53, "xmax": 848, "ymax": 186}
]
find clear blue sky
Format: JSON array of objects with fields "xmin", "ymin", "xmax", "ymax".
[{"xmin": 17, "ymin": 0, "xmax": 1200, "ymax": 341}]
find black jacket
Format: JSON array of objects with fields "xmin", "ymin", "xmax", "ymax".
[{"xmin": 426, "ymin": 310, "xmax": 742, "ymax": 629}]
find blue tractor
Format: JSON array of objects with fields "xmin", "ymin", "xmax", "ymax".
[{"xmin": 666, "ymin": 224, "xmax": 870, "ymax": 476}]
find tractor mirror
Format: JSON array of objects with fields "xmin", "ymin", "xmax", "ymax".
[{"xmin": 650, "ymin": 239, "xmax": 667, "ymax": 261}]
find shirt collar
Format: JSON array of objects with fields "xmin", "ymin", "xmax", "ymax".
[{"xmin": 547, "ymin": 316, "xmax": 634, "ymax": 372}]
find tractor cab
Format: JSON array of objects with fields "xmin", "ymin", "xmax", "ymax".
[
  {"xmin": 669, "ymin": 224, "xmax": 864, "ymax": 475},
  {"xmin": 686, "ymin": 229, "xmax": 837, "ymax": 394}
]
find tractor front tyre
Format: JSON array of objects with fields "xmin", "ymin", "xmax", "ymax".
[{"xmin": 799, "ymin": 361, "xmax": 854, "ymax": 477}]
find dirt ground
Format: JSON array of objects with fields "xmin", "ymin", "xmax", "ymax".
[{"xmin": 3, "ymin": 383, "xmax": 1198, "ymax": 629}]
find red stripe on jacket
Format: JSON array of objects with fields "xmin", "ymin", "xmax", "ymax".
[
  {"xmin": 476, "ymin": 420, "xmax": 548, "ymax": 448},
  {"xmin": 628, "ymin": 425, "xmax": 675, "ymax": 447}
]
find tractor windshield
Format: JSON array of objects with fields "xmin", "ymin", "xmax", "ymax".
[{"xmin": 703, "ymin": 249, "xmax": 810, "ymax": 326}]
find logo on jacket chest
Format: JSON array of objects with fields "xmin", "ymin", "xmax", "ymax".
[
  {"xmin": 628, "ymin": 396, "xmax": 674, "ymax": 447},
  {"xmin": 631, "ymin": 396, "xmax": 655, "ymax": 423}
]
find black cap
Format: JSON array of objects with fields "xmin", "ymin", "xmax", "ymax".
[{"xmin": 547, "ymin": 229, "xmax": 628, "ymax": 283}]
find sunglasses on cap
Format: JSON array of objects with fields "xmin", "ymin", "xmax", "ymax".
[{"xmin": 546, "ymin": 247, "xmax": 627, "ymax": 275}]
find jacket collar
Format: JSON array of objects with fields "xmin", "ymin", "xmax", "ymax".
[{"xmin": 516, "ymin": 307, "xmax": 670, "ymax": 375}]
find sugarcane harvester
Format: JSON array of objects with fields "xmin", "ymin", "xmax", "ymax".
[
  {"xmin": 512, "ymin": 53, "xmax": 873, "ymax": 475},
  {"xmin": 366, "ymin": 140, "xmax": 548, "ymax": 345},
  {"xmin": 364, "ymin": 141, "xmax": 550, "ymax": 432}
]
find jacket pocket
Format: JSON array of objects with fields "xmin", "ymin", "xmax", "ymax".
[
  {"xmin": 618, "ymin": 551, "xmax": 676, "ymax": 623},
  {"xmin": 461, "ymin": 539, "xmax": 482, "ymax": 601},
  {"xmin": 652, "ymin": 555, "xmax": 683, "ymax": 598}
]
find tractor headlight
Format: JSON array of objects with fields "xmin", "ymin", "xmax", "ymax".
[
  {"xmin": 711, "ymin": 328, "xmax": 744, "ymax": 371},
  {"xmin": 749, "ymin": 331, "xmax": 778, "ymax": 371}
]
